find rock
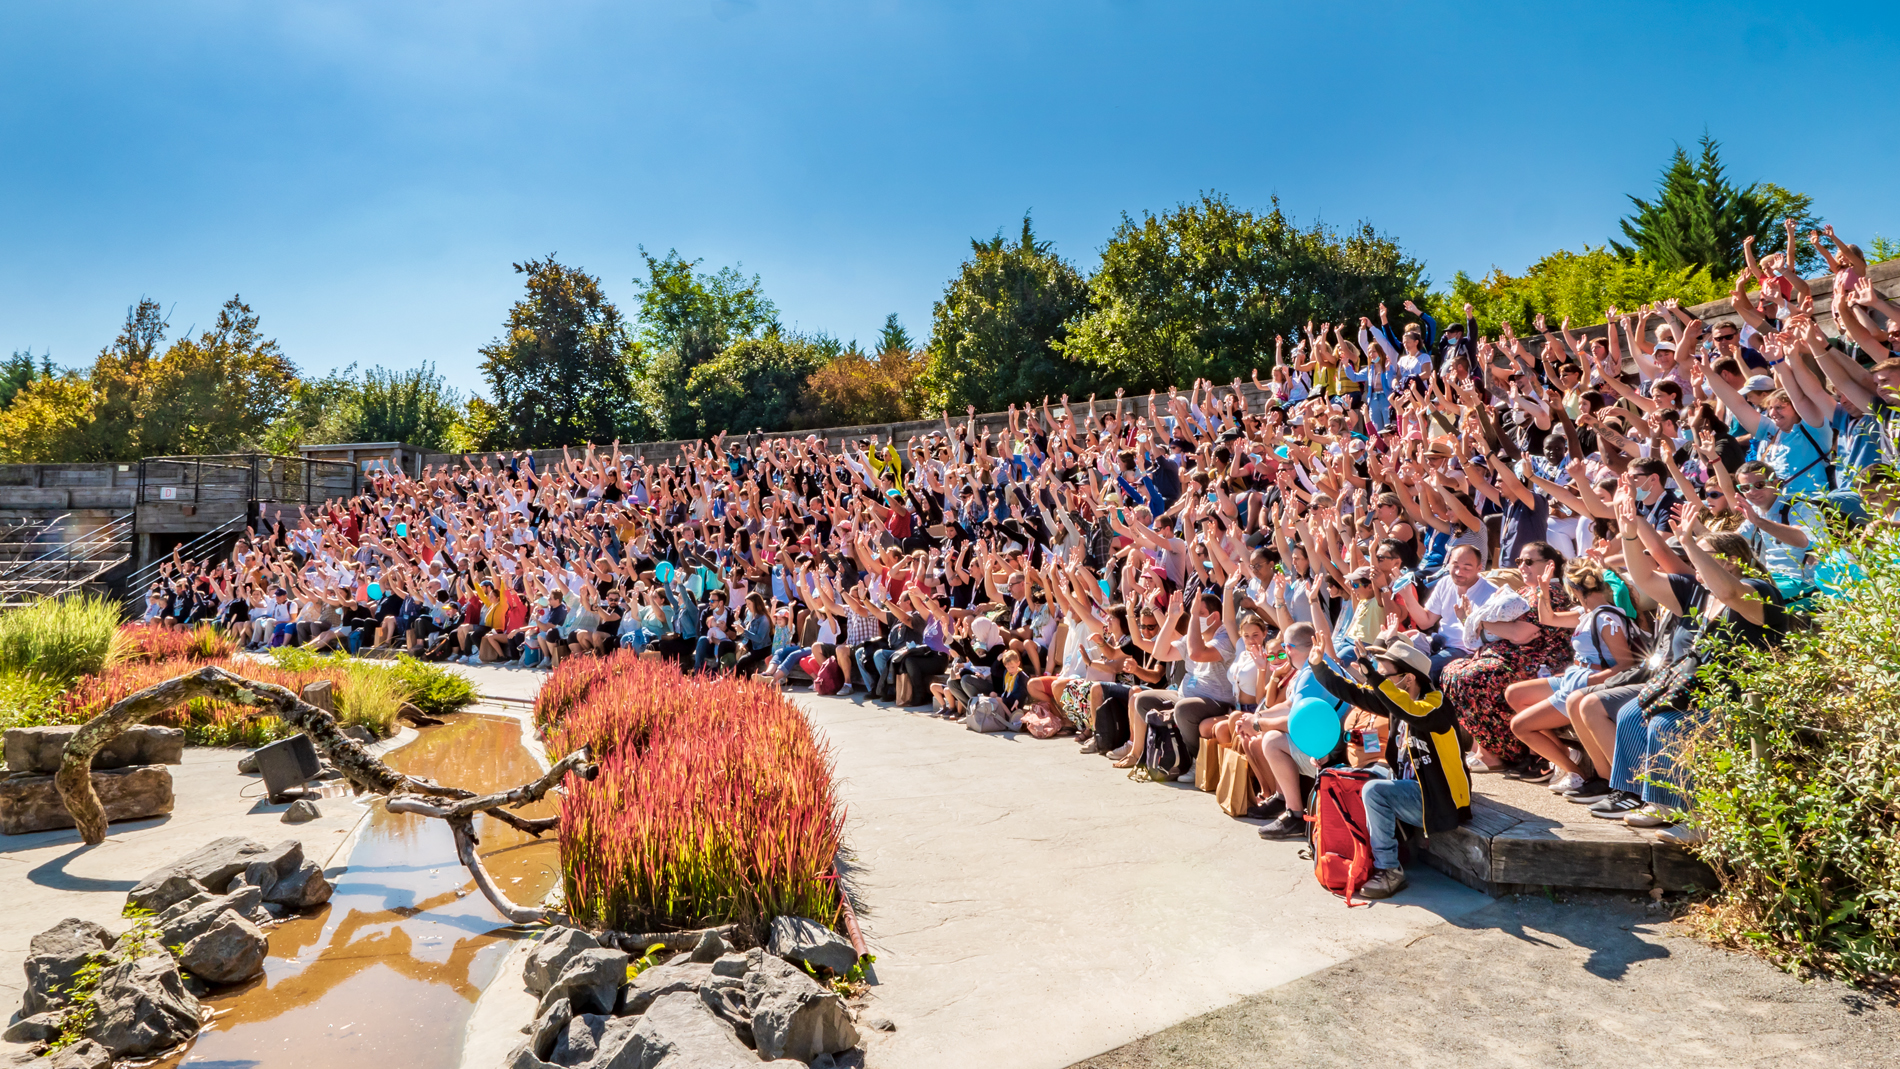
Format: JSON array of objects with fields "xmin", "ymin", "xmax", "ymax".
[
  {"xmin": 0, "ymin": 766, "xmax": 174, "ymax": 835},
  {"xmin": 4, "ymin": 725, "xmax": 184, "ymax": 774},
  {"xmin": 548, "ymin": 1013, "xmax": 620, "ymax": 1067},
  {"xmin": 237, "ymin": 752, "xmax": 259, "ymax": 774},
  {"xmin": 338, "ymin": 725, "xmax": 374, "ymax": 745},
  {"xmin": 22, "ymin": 918, "xmax": 114, "ymax": 1015},
  {"xmin": 281, "ymin": 799, "xmax": 322, "ymax": 824},
  {"xmin": 77, "ymin": 952, "xmax": 200, "ymax": 1057},
  {"xmin": 708, "ymin": 952, "xmax": 750, "ymax": 979},
  {"xmin": 687, "ymin": 929, "xmax": 727, "ymax": 964},
  {"xmin": 261, "ymin": 860, "xmax": 333, "ymax": 909},
  {"xmin": 598, "ymin": 992, "xmax": 757, "ymax": 1069},
  {"xmin": 697, "ymin": 975, "xmax": 754, "ymax": 1048},
  {"xmin": 528, "ymin": 996, "xmax": 573, "ymax": 1062},
  {"xmin": 538, "ymin": 948, "xmax": 629, "ymax": 1018},
  {"xmin": 615, "ymin": 961, "xmax": 711, "ymax": 1017},
  {"xmin": 523, "ymin": 928, "xmax": 601, "ymax": 997},
  {"xmin": 299, "ymin": 680, "xmax": 336, "ymax": 713},
  {"xmin": 154, "ymin": 887, "xmax": 264, "ymax": 948},
  {"xmin": 228, "ymin": 860, "xmax": 279, "ymax": 899},
  {"xmin": 743, "ymin": 952, "xmax": 858, "ymax": 1062},
  {"xmin": 35, "ymin": 1037, "xmax": 111, "ymax": 1069},
  {"xmin": 126, "ymin": 837, "xmax": 301, "ymax": 913},
  {"xmin": 2, "ymin": 1011, "xmax": 62, "ymax": 1044},
  {"xmin": 176, "ymin": 912, "xmax": 268, "ymax": 985},
  {"xmin": 765, "ymin": 916, "xmax": 858, "ymax": 977},
  {"xmin": 864, "ymin": 1015, "xmax": 895, "ymax": 1032}
]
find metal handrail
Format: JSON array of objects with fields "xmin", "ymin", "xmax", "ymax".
[
  {"xmin": 122, "ymin": 513, "xmax": 250, "ymax": 592},
  {"xmin": 0, "ymin": 514, "xmax": 134, "ymax": 581}
]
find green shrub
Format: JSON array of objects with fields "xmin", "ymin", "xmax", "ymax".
[
  {"xmin": 0, "ymin": 595, "xmax": 123, "ymax": 682},
  {"xmin": 1686, "ymin": 524, "xmax": 1900, "ymax": 983},
  {"xmin": 389, "ymin": 654, "xmax": 477, "ymax": 716},
  {"xmin": 0, "ymin": 671, "xmax": 64, "ymax": 737},
  {"xmin": 337, "ymin": 669, "xmax": 407, "ymax": 738}
]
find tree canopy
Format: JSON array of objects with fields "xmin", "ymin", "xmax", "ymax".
[
  {"xmin": 1613, "ymin": 135, "xmax": 1821, "ymax": 278},
  {"xmin": 1060, "ymin": 194, "xmax": 1426, "ymax": 392},
  {"xmin": 478, "ymin": 256, "xmax": 636, "ymax": 449},
  {"xmin": 919, "ymin": 215, "xmax": 1093, "ymax": 416}
]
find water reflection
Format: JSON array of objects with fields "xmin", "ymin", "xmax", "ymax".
[{"xmin": 173, "ymin": 713, "xmax": 559, "ymax": 1069}]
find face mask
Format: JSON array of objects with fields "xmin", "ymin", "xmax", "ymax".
[{"xmin": 1635, "ymin": 488, "xmax": 1651, "ymax": 503}]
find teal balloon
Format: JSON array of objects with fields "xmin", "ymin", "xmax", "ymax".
[
  {"xmin": 396, "ymin": 522, "xmax": 408, "ymax": 537},
  {"xmin": 1099, "ymin": 579, "xmax": 1112, "ymax": 599},
  {"xmin": 368, "ymin": 582, "xmax": 383, "ymax": 601},
  {"xmin": 1289, "ymin": 697, "xmax": 1341, "ymax": 759},
  {"xmin": 654, "ymin": 561, "xmax": 675, "ymax": 582}
]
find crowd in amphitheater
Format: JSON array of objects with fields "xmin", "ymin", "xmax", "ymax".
[{"xmin": 144, "ymin": 224, "xmax": 1900, "ymax": 901}]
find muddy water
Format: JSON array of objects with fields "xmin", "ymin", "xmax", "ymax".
[{"xmin": 176, "ymin": 713, "xmax": 560, "ymax": 1069}]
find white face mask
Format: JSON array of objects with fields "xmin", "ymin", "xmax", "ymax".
[{"xmin": 1635, "ymin": 488, "xmax": 1651, "ymax": 503}]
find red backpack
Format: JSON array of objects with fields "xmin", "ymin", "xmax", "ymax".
[{"xmin": 1307, "ymin": 768, "xmax": 1376, "ymax": 907}]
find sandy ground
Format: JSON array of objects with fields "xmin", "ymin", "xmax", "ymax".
[{"xmin": 1068, "ymin": 892, "xmax": 1900, "ymax": 1069}]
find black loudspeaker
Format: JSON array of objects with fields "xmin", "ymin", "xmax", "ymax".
[{"xmin": 255, "ymin": 734, "xmax": 321, "ymax": 803}]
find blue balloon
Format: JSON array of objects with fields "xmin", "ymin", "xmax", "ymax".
[
  {"xmin": 396, "ymin": 522, "xmax": 408, "ymax": 537},
  {"xmin": 1288, "ymin": 697, "xmax": 1341, "ymax": 760},
  {"xmin": 654, "ymin": 561, "xmax": 675, "ymax": 582},
  {"xmin": 367, "ymin": 582, "xmax": 383, "ymax": 601}
]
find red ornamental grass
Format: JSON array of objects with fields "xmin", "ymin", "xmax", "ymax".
[
  {"xmin": 59, "ymin": 655, "xmax": 351, "ymax": 742},
  {"xmin": 116, "ymin": 623, "xmax": 237, "ymax": 663},
  {"xmin": 546, "ymin": 653, "xmax": 846, "ymax": 941}
]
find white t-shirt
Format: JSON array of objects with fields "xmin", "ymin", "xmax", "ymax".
[{"xmin": 1423, "ymin": 574, "xmax": 1498, "ymax": 653}]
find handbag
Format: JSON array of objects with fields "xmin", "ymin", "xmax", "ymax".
[
  {"xmin": 1215, "ymin": 745, "xmax": 1255, "ymax": 817},
  {"xmin": 1636, "ymin": 651, "xmax": 1701, "ymax": 718},
  {"xmin": 1195, "ymin": 738, "xmax": 1224, "ymax": 793}
]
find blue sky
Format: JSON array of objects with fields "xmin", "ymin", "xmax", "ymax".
[{"xmin": 3, "ymin": 1, "xmax": 1893, "ymax": 397}]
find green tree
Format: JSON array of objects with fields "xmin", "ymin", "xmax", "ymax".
[
  {"xmin": 682, "ymin": 330, "xmax": 834, "ymax": 438},
  {"xmin": 875, "ymin": 313, "xmax": 912, "ymax": 355},
  {"xmin": 1, "ymin": 350, "xmax": 53, "ymax": 410},
  {"xmin": 920, "ymin": 215, "xmax": 1093, "ymax": 415},
  {"xmin": 0, "ymin": 372, "xmax": 92, "ymax": 462},
  {"xmin": 1613, "ymin": 135, "xmax": 1822, "ymax": 278},
  {"xmin": 1060, "ymin": 194, "xmax": 1425, "ymax": 393},
  {"xmin": 131, "ymin": 296, "xmax": 297, "ymax": 457},
  {"xmin": 479, "ymin": 256, "xmax": 636, "ymax": 449},
  {"xmin": 631, "ymin": 249, "xmax": 779, "ymax": 438},
  {"xmin": 1428, "ymin": 246, "xmax": 1729, "ymax": 338}
]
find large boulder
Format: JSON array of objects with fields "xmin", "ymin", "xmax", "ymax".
[
  {"xmin": 697, "ymin": 975, "xmax": 754, "ymax": 1049},
  {"xmin": 4, "ymin": 725, "xmax": 184, "ymax": 774},
  {"xmin": 766, "ymin": 916, "xmax": 858, "ymax": 977},
  {"xmin": 126, "ymin": 837, "xmax": 301, "ymax": 913},
  {"xmin": 176, "ymin": 911, "xmax": 268, "ymax": 985},
  {"xmin": 538, "ymin": 948, "xmax": 629, "ymax": 1017},
  {"xmin": 32, "ymin": 1037, "xmax": 112, "ymax": 1069},
  {"xmin": 523, "ymin": 928, "xmax": 601, "ymax": 997},
  {"xmin": 615, "ymin": 961, "xmax": 712, "ymax": 1017},
  {"xmin": 0, "ymin": 766, "xmax": 174, "ymax": 835},
  {"xmin": 597, "ymin": 992, "xmax": 758, "ymax": 1069},
  {"xmin": 155, "ymin": 886, "xmax": 264, "ymax": 948},
  {"xmin": 22, "ymin": 918, "xmax": 114, "ymax": 1015},
  {"xmin": 743, "ymin": 952, "xmax": 858, "ymax": 1062},
  {"xmin": 261, "ymin": 860, "xmax": 333, "ymax": 909},
  {"xmin": 527, "ymin": 996, "xmax": 573, "ymax": 1063},
  {"xmin": 549, "ymin": 1014, "xmax": 632, "ymax": 1067},
  {"xmin": 3, "ymin": 1011, "xmax": 62, "ymax": 1045},
  {"xmin": 78, "ymin": 951, "xmax": 201, "ymax": 1057}
]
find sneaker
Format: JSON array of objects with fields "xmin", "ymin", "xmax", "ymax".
[
  {"xmin": 1078, "ymin": 738, "xmax": 1105, "ymax": 755},
  {"xmin": 1105, "ymin": 743, "xmax": 1132, "ymax": 762},
  {"xmin": 1245, "ymin": 794, "xmax": 1287, "ymax": 821},
  {"xmin": 1503, "ymin": 759, "xmax": 1551, "ymax": 782},
  {"xmin": 1564, "ymin": 778, "xmax": 1612, "ymax": 804},
  {"xmin": 838, "ymin": 683, "xmax": 852, "ymax": 695},
  {"xmin": 1623, "ymin": 804, "xmax": 1677, "ymax": 828},
  {"xmin": 1656, "ymin": 823, "xmax": 1708, "ymax": 846},
  {"xmin": 1547, "ymin": 771, "xmax": 1586, "ymax": 794},
  {"xmin": 1589, "ymin": 791, "xmax": 1646, "ymax": 820},
  {"xmin": 1360, "ymin": 867, "xmax": 1409, "ymax": 899},
  {"xmin": 1256, "ymin": 811, "xmax": 1306, "ymax": 840},
  {"xmin": 1465, "ymin": 753, "xmax": 1492, "ymax": 772}
]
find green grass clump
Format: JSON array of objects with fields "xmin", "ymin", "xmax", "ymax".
[
  {"xmin": 0, "ymin": 595, "xmax": 124, "ymax": 682},
  {"xmin": 336, "ymin": 668, "xmax": 407, "ymax": 737},
  {"xmin": 389, "ymin": 654, "xmax": 477, "ymax": 716},
  {"xmin": 0, "ymin": 671, "xmax": 65, "ymax": 736}
]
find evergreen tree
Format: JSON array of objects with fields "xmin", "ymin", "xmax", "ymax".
[
  {"xmin": 1613, "ymin": 135, "xmax": 1820, "ymax": 278},
  {"xmin": 875, "ymin": 313, "xmax": 912, "ymax": 355}
]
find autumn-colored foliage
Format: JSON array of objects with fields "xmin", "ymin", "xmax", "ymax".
[
  {"xmin": 59, "ymin": 655, "xmax": 355, "ymax": 746},
  {"xmin": 542, "ymin": 651, "xmax": 845, "ymax": 941},
  {"xmin": 117, "ymin": 622, "xmax": 238, "ymax": 663}
]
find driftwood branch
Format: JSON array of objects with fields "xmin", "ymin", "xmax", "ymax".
[{"xmin": 55, "ymin": 665, "xmax": 594, "ymax": 925}]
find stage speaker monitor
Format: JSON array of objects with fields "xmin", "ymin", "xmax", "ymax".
[{"xmin": 254, "ymin": 733, "xmax": 321, "ymax": 803}]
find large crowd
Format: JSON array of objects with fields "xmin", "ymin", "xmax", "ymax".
[{"xmin": 148, "ymin": 223, "xmax": 1899, "ymax": 901}]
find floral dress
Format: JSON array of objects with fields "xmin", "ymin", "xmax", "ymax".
[{"xmin": 1439, "ymin": 582, "xmax": 1576, "ymax": 766}]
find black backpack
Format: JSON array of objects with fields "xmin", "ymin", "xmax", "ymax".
[{"xmin": 1142, "ymin": 706, "xmax": 1191, "ymax": 779}]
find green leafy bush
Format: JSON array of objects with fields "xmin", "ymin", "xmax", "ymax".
[
  {"xmin": 1686, "ymin": 525, "xmax": 1900, "ymax": 983},
  {"xmin": 0, "ymin": 595, "xmax": 124, "ymax": 682},
  {"xmin": 0, "ymin": 671, "xmax": 64, "ymax": 735},
  {"xmin": 388, "ymin": 654, "xmax": 477, "ymax": 716}
]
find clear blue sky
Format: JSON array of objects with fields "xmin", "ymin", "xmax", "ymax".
[{"xmin": 3, "ymin": 1, "xmax": 1893, "ymax": 397}]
